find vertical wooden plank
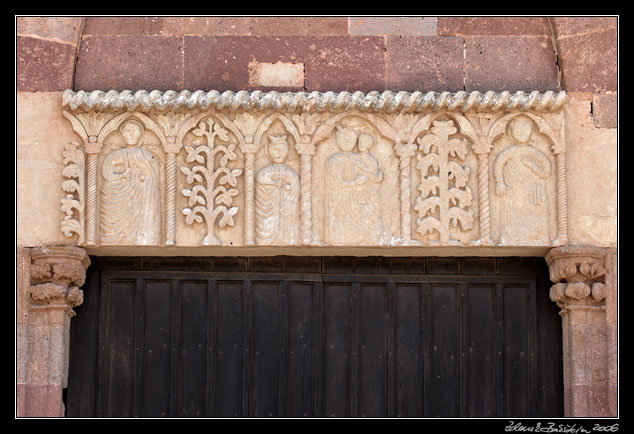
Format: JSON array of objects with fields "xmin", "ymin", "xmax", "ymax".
[
  {"xmin": 178, "ymin": 280, "xmax": 208, "ymax": 417},
  {"xmin": 358, "ymin": 283, "xmax": 386, "ymax": 417},
  {"xmin": 205, "ymin": 279, "xmax": 216, "ymax": 417},
  {"xmin": 140, "ymin": 280, "xmax": 171, "ymax": 417},
  {"xmin": 322, "ymin": 283, "xmax": 350, "ymax": 417},
  {"xmin": 503, "ymin": 285, "xmax": 530, "ymax": 417},
  {"xmin": 528, "ymin": 280, "xmax": 539, "ymax": 417},
  {"xmin": 105, "ymin": 279, "xmax": 136, "ymax": 417},
  {"xmin": 312, "ymin": 280, "xmax": 324, "ymax": 417},
  {"xmin": 96, "ymin": 270, "xmax": 111, "ymax": 417},
  {"xmin": 278, "ymin": 280, "xmax": 288, "ymax": 417},
  {"xmin": 466, "ymin": 285, "xmax": 496, "ymax": 417},
  {"xmin": 430, "ymin": 284, "xmax": 458, "ymax": 417},
  {"xmin": 66, "ymin": 259, "xmax": 100, "ymax": 417},
  {"xmin": 421, "ymin": 282, "xmax": 432, "ymax": 417},
  {"xmin": 457, "ymin": 282, "xmax": 467, "ymax": 417},
  {"xmin": 132, "ymin": 278, "xmax": 145, "ymax": 418},
  {"xmin": 386, "ymin": 281, "xmax": 395, "ymax": 418},
  {"xmin": 286, "ymin": 282, "xmax": 314, "ymax": 417},
  {"xmin": 241, "ymin": 279, "xmax": 252, "ymax": 418},
  {"xmin": 251, "ymin": 281, "xmax": 279, "ymax": 417},
  {"xmin": 395, "ymin": 283, "xmax": 423, "ymax": 417},
  {"xmin": 214, "ymin": 280, "xmax": 243, "ymax": 417},
  {"xmin": 168, "ymin": 279, "xmax": 181, "ymax": 418},
  {"xmin": 494, "ymin": 283, "xmax": 504, "ymax": 417},
  {"xmin": 349, "ymin": 281, "xmax": 360, "ymax": 418},
  {"xmin": 536, "ymin": 261, "xmax": 564, "ymax": 417}
]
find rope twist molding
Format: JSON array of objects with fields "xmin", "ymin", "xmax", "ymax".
[{"xmin": 63, "ymin": 89, "xmax": 566, "ymax": 114}]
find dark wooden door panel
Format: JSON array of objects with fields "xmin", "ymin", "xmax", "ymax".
[{"xmin": 67, "ymin": 256, "xmax": 563, "ymax": 418}]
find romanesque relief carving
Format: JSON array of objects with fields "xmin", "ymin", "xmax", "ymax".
[
  {"xmin": 414, "ymin": 118, "xmax": 474, "ymax": 245},
  {"xmin": 489, "ymin": 114, "xmax": 558, "ymax": 246},
  {"xmin": 323, "ymin": 125, "xmax": 387, "ymax": 245},
  {"xmin": 255, "ymin": 135, "xmax": 300, "ymax": 245},
  {"xmin": 181, "ymin": 115, "xmax": 243, "ymax": 246},
  {"xmin": 61, "ymin": 89, "xmax": 568, "ymax": 249},
  {"xmin": 100, "ymin": 118, "xmax": 163, "ymax": 245}
]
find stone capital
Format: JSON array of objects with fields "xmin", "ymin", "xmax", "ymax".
[
  {"xmin": 28, "ymin": 247, "xmax": 90, "ymax": 315},
  {"xmin": 545, "ymin": 245, "xmax": 607, "ymax": 310}
]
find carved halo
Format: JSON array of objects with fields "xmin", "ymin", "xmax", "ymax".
[
  {"xmin": 97, "ymin": 112, "xmax": 168, "ymax": 147},
  {"xmin": 487, "ymin": 112, "xmax": 559, "ymax": 153}
]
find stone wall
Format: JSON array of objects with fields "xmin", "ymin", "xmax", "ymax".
[{"xmin": 16, "ymin": 16, "xmax": 618, "ymax": 417}]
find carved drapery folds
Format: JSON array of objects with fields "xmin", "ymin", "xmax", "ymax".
[{"xmin": 61, "ymin": 89, "xmax": 567, "ymax": 249}]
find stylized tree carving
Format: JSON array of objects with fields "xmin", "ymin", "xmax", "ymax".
[
  {"xmin": 181, "ymin": 117, "xmax": 243, "ymax": 245},
  {"xmin": 60, "ymin": 141, "xmax": 85, "ymax": 243},
  {"xmin": 414, "ymin": 119, "xmax": 473, "ymax": 245}
]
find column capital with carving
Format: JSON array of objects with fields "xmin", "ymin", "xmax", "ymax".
[
  {"xmin": 545, "ymin": 245, "xmax": 607, "ymax": 311},
  {"xmin": 28, "ymin": 246, "xmax": 91, "ymax": 316}
]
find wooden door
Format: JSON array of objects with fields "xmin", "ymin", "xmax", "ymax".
[{"xmin": 66, "ymin": 256, "xmax": 563, "ymax": 418}]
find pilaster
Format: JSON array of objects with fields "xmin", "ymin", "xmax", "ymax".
[
  {"xmin": 545, "ymin": 245, "xmax": 615, "ymax": 417},
  {"xmin": 16, "ymin": 246, "xmax": 90, "ymax": 417}
]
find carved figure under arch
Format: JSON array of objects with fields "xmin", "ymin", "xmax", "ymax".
[
  {"xmin": 99, "ymin": 118, "xmax": 162, "ymax": 245},
  {"xmin": 255, "ymin": 135, "xmax": 300, "ymax": 245}
]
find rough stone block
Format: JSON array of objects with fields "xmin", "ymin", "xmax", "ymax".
[
  {"xmin": 184, "ymin": 36, "xmax": 386, "ymax": 92},
  {"xmin": 437, "ymin": 16, "xmax": 550, "ymax": 36},
  {"xmin": 17, "ymin": 36, "xmax": 76, "ymax": 91},
  {"xmin": 82, "ymin": 16, "xmax": 252, "ymax": 36},
  {"xmin": 74, "ymin": 35, "xmax": 184, "ymax": 91},
  {"xmin": 464, "ymin": 36, "xmax": 559, "ymax": 92},
  {"xmin": 249, "ymin": 17, "xmax": 348, "ymax": 35},
  {"xmin": 565, "ymin": 93, "xmax": 617, "ymax": 247},
  {"xmin": 592, "ymin": 92, "xmax": 617, "ymax": 128},
  {"xmin": 18, "ymin": 384, "xmax": 64, "ymax": 417},
  {"xmin": 349, "ymin": 17, "xmax": 437, "ymax": 36},
  {"xmin": 16, "ymin": 17, "xmax": 84, "ymax": 44},
  {"xmin": 248, "ymin": 61, "xmax": 304, "ymax": 87},
  {"xmin": 551, "ymin": 16, "xmax": 617, "ymax": 37},
  {"xmin": 385, "ymin": 36, "xmax": 465, "ymax": 92},
  {"xmin": 557, "ymin": 28, "xmax": 617, "ymax": 92}
]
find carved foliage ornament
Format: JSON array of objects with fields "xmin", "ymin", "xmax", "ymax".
[{"xmin": 61, "ymin": 89, "xmax": 567, "ymax": 248}]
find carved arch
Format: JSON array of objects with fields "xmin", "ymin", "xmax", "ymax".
[
  {"xmin": 97, "ymin": 112, "xmax": 167, "ymax": 147},
  {"xmin": 253, "ymin": 113, "xmax": 302, "ymax": 152}
]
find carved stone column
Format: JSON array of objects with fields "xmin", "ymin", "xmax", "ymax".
[
  {"xmin": 16, "ymin": 247, "xmax": 90, "ymax": 417},
  {"xmin": 241, "ymin": 141, "xmax": 258, "ymax": 246},
  {"xmin": 296, "ymin": 141, "xmax": 317, "ymax": 246},
  {"xmin": 395, "ymin": 143, "xmax": 418, "ymax": 245},
  {"xmin": 545, "ymin": 245, "xmax": 612, "ymax": 417}
]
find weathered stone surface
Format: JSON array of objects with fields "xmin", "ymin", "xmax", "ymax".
[
  {"xmin": 385, "ymin": 36, "xmax": 465, "ymax": 92},
  {"xmin": 74, "ymin": 36, "xmax": 184, "ymax": 91},
  {"xmin": 592, "ymin": 92, "xmax": 617, "ymax": 128},
  {"xmin": 349, "ymin": 17, "xmax": 437, "ymax": 36},
  {"xmin": 82, "ymin": 16, "xmax": 252, "ymax": 36},
  {"xmin": 550, "ymin": 16, "xmax": 617, "ymax": 37},
  {"xmin": 437, "ymin": 16, "xmax": 550, "ymax": 36},
  {"xmin": 564, "ymin": 93, "xmax": 617, "ymax": 247},
  {"xmin": 183, "ymin": 36, "xmax": 386, "ymax": 92},
  {"xmin": 249, "ymin": 17, "xmax": 348, "ymax": 36},
  {"xmin": 248, "ymin": 61, "xmax": 305, "ymax": 88},
  {"xmin": 557, "ymin": 28, "xmax": 617, "ymax": 92},
  {"xmin": 17, "ymin": 384, "xmax": 64, "ymax": 417},
  {"xmin": 17, "ymin": 36, "xmax": 76, "ymax": 91},
  {"xmin": 465, "ymin": 36, "xmax": 559, "ymax": 92},
  {"xmin": 17, "ymin": 92, "xmax": 80, "ymax": 247},
  {"xmin": 16, "ymin": 17, "xmax": 84, "ymax": 44}
]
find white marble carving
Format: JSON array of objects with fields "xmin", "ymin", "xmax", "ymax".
[
  {"xmin": 99, "ymin": 119, "xmax": 162, "ymax": 245},
  {"xmin": 255, "ymin": 135, "xmax": 300, "ymax": 245},
  {"xmin": 61, "ymin": 89, "xmax": 568, "ymax": 250}
]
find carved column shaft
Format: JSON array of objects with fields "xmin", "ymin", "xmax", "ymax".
[
  {"xmin": 85, "ymin": 152, "xmax": 99, "ymax": 245},
  {"xmin": 297, "ymin": 143, "xmax": 316, "ymax": 246},
  {"xmin": 555, "ymin": 152, "xmax": 569, "ymax": 245},
  {"xmin": 165, "ymin": 152, "xmax": 177, "ymax": 245},
  {"xmin": 397, "ymin": 143, "xmax": 417, "ymax": 244},
  {"xmin": 546, "ymin": 245, "xmax": 611, "ymax": 417},
  {"xmin": 17, "ymin": 247, "xmax": 90, "ymax": 417},
  {"xmin": 475, "ymin": 152, "xmax": 494, "ymax": 245},
  {"xmin": 242, "ymin": 145, "xmax": 257, "ymax": 246}
]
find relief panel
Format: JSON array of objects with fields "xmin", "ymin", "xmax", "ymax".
[{"xmin": 60, "ymin": 89, "xmax": 567, "ymax": 250}]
